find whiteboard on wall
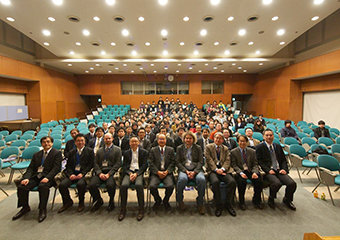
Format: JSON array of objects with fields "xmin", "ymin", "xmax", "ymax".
[
  {"xmin": 0, "ymin": 93, "xmax": 26, "ymax": 106},
  {"xmin": 303, "ymin": 90, "xmax": 340, "ymax": 130}
]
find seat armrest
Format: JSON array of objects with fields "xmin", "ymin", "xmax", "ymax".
[
  {"xmin": 54, "ymin": 170, "xmax": 66, "ymax": 187},
  {"xmin": 113, "ymin": 167, "xmax": 122, "ymax": 187},
  {"xmin": 85, "ymin": 168, "xmax": 94, "ymax": 185},
  {"xmin": 14, "ymin": 175, "xmax": 23, "ymax": 188},
  {"xmin": 319, "ymin": 167, "xmax": 337, "ymax": 186},
  {"xmin": 290, "ymin": 154, "xmax": 303, "ymax": 167}
]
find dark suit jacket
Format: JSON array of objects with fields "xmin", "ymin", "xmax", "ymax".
[
  {"xmin": 255, "ymin": 142, "xmax": 288, "ymax": 174},
  {"xmin": 65, "ymin": 147, "xmax": 94, "ymax": 177},
  {"xmin": 205, "ymin": 143, "xmax": 233, "ymax": 174},
  {"xmin": 113, "ymin": 137, "xmax": 130, "ymax": 153},
  {"xmin": 223, "ymin": 138, "xmax": 237, "ymax": 150},
  {"xmin": 176, "ymin": 143, "xmax": 203, "ymax": 174},
  {"xmin": 174, "ymin": 136, "xmax": 183, "ymax": 149},
  {"xmin": 314, "ymin": 127, "xmax": 330, "ymax": 139},
  {"xmin": 88, "ymin": 137, "xmax": 105, "ymax": 149},
  {"xmin": 149, "ymin": 146, "xmax": 175, "ymax": 175},
  {"xmin": 23, "ymin": 148, "xmax": 62, "ymax": 182},
  {"xmin": 235, "ymin": 122, "xmax": 245, "ymax": 132},
  {"xmin": 197, "ymin": 138, "xmax": 213, "ymax": 154},
  {"xmin": 230, "ymin": 147, "xmax": 259, "ymax": 174},
  {"xmin": 85, "ymin": 132, "xmax": 96, "ymax": 145},
  {"xmin": 94, "ymin": 145, "xmax": 122, "ymax": 176},
  {"xmin": 64, "ymin": 139, "xmax": 75, "ymax": 159},
  {"xmin": 145, "ymin": 132, "xmax": 156, "ymax": 144},
  {"xmin": 139, "ymin": 138, "xmax": 151, "ymax": 153},
  {"xmin": 152, "ymin": 137, "xmax": 176, "ymax": 151},
  {"xmin": 122, "ymin": 148, "xmax": 148, "ymax": 176}
]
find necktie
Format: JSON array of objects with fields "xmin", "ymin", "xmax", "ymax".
[
  {"xmin": 94, "ymin": 139, "xmax": 100, "ymax": 154},
  {"xmin": 161, "ymin": 148, "xmax": 164, "ymax": 155},
  {"xmin": 42, "ymin": 151, "xmax": 47, "ymax": 164},
  {"xmin": 225, "ymin": 139, "xmax": 230, "ymax": 147},
  {"xmin": 242, "ymin": 149, "xmax": 247, "ymax": 164},
  {"xmin": 269, "ymin": 145, "xmax": 279, "ymax": 170},
  {"xmin": 205, "ymin": 139, "xmax": 209, "ymax": 147}
]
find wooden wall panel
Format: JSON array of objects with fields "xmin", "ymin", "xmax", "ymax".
[{"xmin": 0, "ymin": 77, "xmax": 28, "ymax": 94}]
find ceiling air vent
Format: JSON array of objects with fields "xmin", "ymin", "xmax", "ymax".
[
  {"xmin": 68, "ymin": 15, "xmax": 80, "ymax": 22},
  {"xmin": 113, "ymin": 16, "xmax": 125, "ymax": 22}
]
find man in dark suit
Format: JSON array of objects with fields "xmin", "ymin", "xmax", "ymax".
[
  {"xmin": 119, "ymin": 136, "xmax": 148, "ymax": 221},
  {"xmin": 174, "ymin": 127, "xmax": 185, "ymax": 149},
  {"xmin": 88, "ymin": 127, "xmax": 105, "ymax": 155},
  {"xmin": 12, "ymin": 136, "xmax": 62, "ymax": 223},
  {"xmin": 205, "ymin": 132, "xmax": 236, "ymax": 217},
  {"xmin": 222, "ymin": 128, "xmax": 237, "ymax": 150},
  {"xmin": 152, "ymin": 127, "xmax": 176, "ymax": 151},
  {"xmin": 231, "ymin": 135, "xmax": 263, "ymax": 211},
  {"xmin": 64, "ymin": 128, "xmax": 79, "ymax": 159},
  {"xmin": 85, "ymin": 123, "xmax": 96, "ymax": 145},
  {"xmin": 58, "ymin": 134, "xmax": 94, "ymax": 213},
  {"xmin": 176, "ymin": 131, "xmax": 206, "ymax": 215},
  {"xmin": 314, "ymin": 120, "xmax": 330, "ymax": 139},
  {"xmin": 88, "ymin": 133, "xmax": 122, "ymax": 212},
  {"xmin": 256, "ymin": 129, "xmax": 297, "ymax": 210},
  {"xmin": 145, "ymin": 124, "xmax": 156, "ymax": 143},
  {"xmin": 149, "ymin": 134, "xmax": 176, "ymax": 211},
  {"xmin": 197, "ymin": 128, "xmax": 213, "ymax": 154},
  {"xmin": 137, "ymin": 127, "xmax": 151, "ymax": 153},
  {"xmin": 113, "ymin": 127, "xmax": 130, "ymax": 153}
]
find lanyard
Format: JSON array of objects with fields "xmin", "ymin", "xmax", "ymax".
[
  {"xmin": 41, "ymin": 151, "xmax": 47, "ymax": 166},
  {"xmin": 76, "ymin": 151, "xmax": 81, "ymax": 165},
  {"xmin": 104, "ymin": 145, "xmax": 113, "ymax": 160}
]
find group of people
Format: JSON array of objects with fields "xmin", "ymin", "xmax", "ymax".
[{"xmin": 12, "ymin": 97, "xmax": 298, "ymax": 223}]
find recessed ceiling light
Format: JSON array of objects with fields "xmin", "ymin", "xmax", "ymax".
[
  {"xmin": 211, "ymin": 0, "xmax": 220, "ymax": 5},
  {"xmin": 180, "ymin": 42, "xmax": 185, "ymax": 46},
  {"xmin": 161, "ymin": 29, "xmax": 168, "ymax": 37},
  {"xmin": 153, "ymin": 70, "xmax": 157, "ymax": 73},
  {"xmin": 183, "ymin": 16, "xmax": 189, "ymax": 21},
  {"xmin": 164, "ymin": 67, "xmax": 168, "ymax": 70},
  {"xmin": 115, "ymin": 67, "xmax": 119, "ymax": 70},
  {"xmin": 138, "ymin": 16, "xmax": 145, "ymax": 22},
  {"xmin": 48, "ymin": 17, "xmax": 55, "ymax": 22},
  {"xmin": 178, "ymin": 64, "xmax": 181, "ymax": 66},
  {"xmin": 263, "ymin": 0, "xmax": 272, "ymax": 4},
  {"xmin": 176, "ymin": 70, "xmax": 179, "ymax": 73},
  {"xmin": 106, "ymin": 0, "xmax": 115, "ymax": 5},
  {"xmin": 272, "ymin": 16, "xmax": 279, "ymax": 21},
  {"xmin": 85, "ymin": 71, "xmax": 89, "ymax": 73},
  {"xmin": 232, "ymin": 63, "xmax": 236, "ymax": 66},
  {"xmin": 122, "ymin": 29, "xmax": 129, "ymax": 36},
  {"xmin": 189, "ymin": 67, "xmax": 193, "ymax": 69},
  {"xmin": 145, "ymin": 42, "xmax": 151, "ymax": 46},
  {"xmin": 140, "ymin": 67, "xmax": 143, "ymax": 70},
  {"xmin": 221, "ymin": 70, "xmax": 224, "ymax": 72},
  {"xmin": 255, "ymin": 50, "xmax": 261, "ymax": 54},
  {"xmin": 163, "ymin": 50, "xmax": 168, "ymax": 55},
  {"xmin": 131, "ymin": 70, "xmax": 134, "ymax": 73},
  {"xmin": 1, "ymin": 0, "xmax": 11, "ymax": 6},
  {"xmin": 194, "ymin": 50, "xmax": 199, "ymax": 55},
  {"xmin": 214, "ymin": 42, "xmax": 219, "ymax": 46},
  {"xmin": 224, "ymin": 50, "xmax": 230, "ymax": 55},
  {"xmin": 158, "ymin": 0, "xmax": 168, "ymax": 5},
  {"xmin": 69, "ymin": 51, "xmax": 75, "ymax": 55},
  {"xmin": 259, "ymin": 63, "xmax": 264, "ymax": 65},
  {"xmin": 93, "ymin": 16, "xmax": 100, "ymax": 21},
  {"xmin": 243, "ymin": 70, "xmax": 247, "ymax": 72},
  {"xmin": 314, "ymin": 0, "xmax": 324, "ymax": 4},
  {"xmin": 200, "ymin": 29, "xmax": 207, "ymax": 36},
  {"xmin": 68, "ymin": 64, "xmax": 72, "ymax": 66},
  {"xmin": 111, "ymin": 42, "xmax": 116, "ymax": 46},
  {"xmin": 123, "ymin": 64, "xmax": 127, "ymax": 66},
  {"xmin": 82, "ymin": 29, "xmax": 90, "ymax": 36},
  {"xmin": 279, "ymin": 41, "xmax": 286, "ymax": 45},
  {"xmin": 311, "ymin": 16, "xmax": 319, "ymax": 21},
  {"xmin": 198, "ymin": 70, "xmax": 202, "ymax": 72},
  {"xmin": 100, "ymin": 51, "xmax": 105, "ymax": 55},
  {"xmin": 132, "ymin": 50, "xmax": 137, "ymax": 56},
  {"xmin": 213, "ymin": 67, "xmax": 217, "ymax": 69},
  {"xmin": 150, "ymin": 64, "xmax": 154, "ymax": 66},
  {"xmin": 227, "ymin": 16, "xmax": 234, "ymax": 21},
  {"xmin": 42, "ymin": 30, "xmax": 51, "ymax": 36},
  {"xmin": 277, "ymin": 29, "xmax": 285, "ymax": 35},
  {"xmin": 75, "ymin": 42, "xmax": 81, "ymax": 46},
  {"xmin": 248, "ymin": 41, "xmax": 254, "ymax": 45},
  {"xmin": 205, "ymin": 63, "xmax": 209, "ymax": 66},
  {"xmin": 96, "ymin": 64, "xmax": 100, "ymax": 66},
  {"xmin": 43, "ymin": 42, "xmax": 49, "ymax": 46},
  {"xmin": 6, "ymin": 17, "xmax": 14, "ymax": 22},
  {"xmin": 238, "ymin": 29, "xmax": 246, "ymax": 36},
  {"xmin": 108, "ymin": 70, "xmax": 112, "ymax": 73},
  {"xmin": 90, "ymin": 67, "xmax": 94, "ymax": 70},
  {"xmin": 52, "ymin": 0, "xmax": 63, "ymax": 5},
  {"xmin": 238, "ymin": 66, "xmax": 242, "ymax": 69}
]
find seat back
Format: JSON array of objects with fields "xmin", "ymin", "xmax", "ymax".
[
  {"xmin": 317, "ymin": 155, "xmax": 340, "ymax": 171},
  {"xmin": 252, "ymin": 132, "xmax": 263, "ymax": 142},
  {"xmin": 29, "ymin": 140, "xmax": 41, "ymax": 147},
  {"xmin": 53, "ymin": 139, "xmax": 62, "ymax": 150},
  {"xmin": 11, "ymin": 130, "xmax": 22, "ymax": 136},
  {"xmin": 21, "ymin": 146, "xmax": 41, "ymax": 160},
  {"xmin": 318, "ymin": 137, "xmax": 333, "ymax": 147},
  {"xmin": 5, "ymin": 134, "xmax": 18, "ymax": 143},
  {"xmin": 303, "ymin": 128, "xmax": 313, "ymax": 134},
  {"xmin": 301, "ymin": 137, "xmax": 316, "ymax": 146},
  {"xmin": 0, "ymin": 130, "xmax": 9, "ymax": 136},
  {"xmin": 11, "ymin": 140, "xmax": 26, "ymax": 148},
  {"xmin": 330, "ymin": 128, "xmax": 340, "ymax": 135},
  {"xmin": 0, "ymin": 140, "xmax": 5, "ymax": 147},
  {"xmin": 331, "ymin": 144, "xmax": 340, "ymax": 154},
  {"xmin": 297, "ymin": 132, "xmax": 308, "ymax": 139},
  {"xmin": 0, "ymin": 146, "xmax": 20, "ymax": 159},
  {"xmin": 289, "ymin": 144, "xmax": 307, "ymax": 158},
  {"xmin": 284, "ymin": 137, "xmax": 299, "ymax": 145}
]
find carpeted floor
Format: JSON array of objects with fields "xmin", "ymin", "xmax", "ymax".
[{"xmin": 0, "ymin": 169, "xmax": 340, "ymax": 240}]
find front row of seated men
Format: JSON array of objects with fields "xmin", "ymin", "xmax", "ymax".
[{"xmin": 12, "ymin": 128, "xmax": 296, "ymax": 223}]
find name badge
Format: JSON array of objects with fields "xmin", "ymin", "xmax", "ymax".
[
  {"xmin": 102, "ymin": 161, "xmax": 108, "ymax": 167},
  {"xmin": 75, "ymin": 165, "xmax": 81, "ymax": 171},
  {"xmin": 38, "ymin": 166, "xmax": 44, "ymax": 173},
  {"xmin": 185, "ymin": 160, "xmax": 191, "ymax": 168}
]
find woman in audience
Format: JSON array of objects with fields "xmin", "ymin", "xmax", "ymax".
[
  {"xmin": 235, "ymin": 117, "xmax": 245, "ymax": 133},
  {"xmin": 253, "ymin": 119, "xmax": 265, "ymax": 134}
]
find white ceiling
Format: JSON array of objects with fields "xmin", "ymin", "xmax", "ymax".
[{"xmin": 0, "ymin": 0, "xmax": 339, "ymax": 75}]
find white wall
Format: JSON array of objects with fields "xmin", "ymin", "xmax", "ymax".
[
  {"xmin": 303, "ymin": 90, "xmax": 340, "ymax": 130},
  {"xmin": 0, "ymin": 93, "xmax": 25, "ymax": 106}
]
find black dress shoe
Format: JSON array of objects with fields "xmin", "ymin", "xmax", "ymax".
[
  {"xmin": 12, "ymin": 206, "xmax": 31, "ymax": 221},
  {"xmin": 268, "ymin": 198, "xmax": 275, "ymax": 210},
  {"xmin": 118, "ymin": 208, "xmax": 126, "ymax": 221},
  {"xmin": 283, "ymin": 198, "xmax": 296, "ymax": 211},
  {"xmin": 253, "ymin": 202, "xmax": 264, "ymax": 210},
  {"xmin": 215, "ymin": 207, "xmax": 222, "ymax": 217},
  {"xmin": 137, "ymin": 208, "xmax": 144, "ymax": 221},
  {"xmin": 38, "ymin": 209, "xmax": 47, "ymax": 223},
  {"xmin": 225, "ymin": 205, "xmax": 236, "ymax": 217},
  {"xmin": 77, "ymin": 202, "xmax": 85, "ymax": 212},
  {"xmin": 163, "ymin": 201, "xmax": 171, "ymax": 211},
  {"xmin": 91, "ymin": 199, "xmax": 103, "ymax": 212},
  {"xmin": 58, "ymin": 200, "xmax": 73, "ymax": 213},
  {"xmin": 107, "ymin": 201, "xmax": 115, "ymax": 212},
  {"xmin": 153, "ymin": 201, "xmax": 161, "ymax": 211},
  {"xmin": 239, "ymin": 203, "xmax": 246, "ymax": 211}
]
